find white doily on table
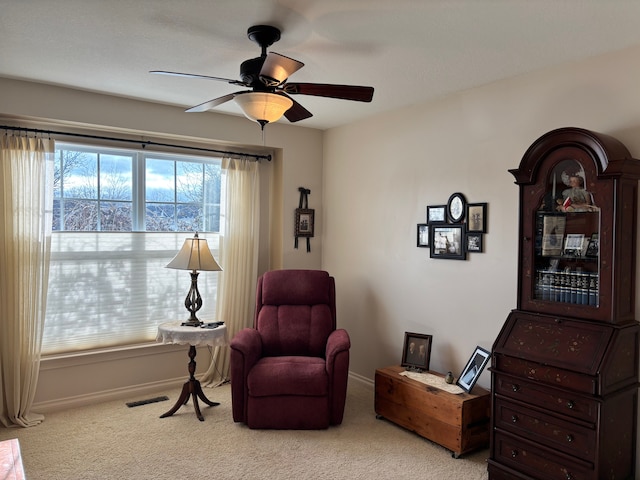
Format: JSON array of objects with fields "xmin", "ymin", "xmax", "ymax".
[
  {"xmin": 399, "ymin": 370, "xmax": 465, "ymax": 394},
  {"xmin": 156, "ymin": 322, "xmax": 229, "ymax": 347}
]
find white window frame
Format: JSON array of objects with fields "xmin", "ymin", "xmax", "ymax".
[{"xmin": 44, "ymin": 143, "xmax": 223, "ymax": 355}]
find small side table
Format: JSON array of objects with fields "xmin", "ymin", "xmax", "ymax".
[{"xmin": 156, "ymin": 322, "xmax": 229, "ymax": 421}]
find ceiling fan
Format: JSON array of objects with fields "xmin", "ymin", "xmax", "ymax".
[{"xmin": 151, "ymin": 25, "xmax": 374, "ymax": 128}]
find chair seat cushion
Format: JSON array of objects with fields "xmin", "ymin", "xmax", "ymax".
[{"xmin": 248, "ymin": 356, "xmax": 328, "ymax": 397}]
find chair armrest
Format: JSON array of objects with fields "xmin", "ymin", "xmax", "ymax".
[
  {"xmin": 229, "ymin": 328, "xmax": 263, "ymax": 423},
  {"xmin": 325, "ymin": 328, "xmax": 350, "ymax": 369},
  {"xmin": 325, "ymin": 328, "xmax": 350, "ymax": 425},
  {"xmin": 230, "ymin": 328, "xmax": 263, "ymax": 367}
]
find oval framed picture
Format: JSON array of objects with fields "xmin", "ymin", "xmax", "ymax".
[{"xmin": 447, "ymin": 192, "xmax": 466, "ymax": 223}]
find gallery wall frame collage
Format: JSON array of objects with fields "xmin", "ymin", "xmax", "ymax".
[{"xmin": 417, "ymin": 192, "xmax": 488, "ymax": 260}]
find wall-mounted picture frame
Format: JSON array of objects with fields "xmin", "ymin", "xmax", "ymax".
[
  {"xmin": 427, "ymin": 205, "xmax": 447, "ymax": 224},
  {"xmin": 467, "ymin": 203, "xmax": 487, "ymax": 233},
  {"xmin": 417, "ymin": 224, "xmax": 429, "ymax": 247},
  {"xmin": 447, "ymin": 192, "xmax": 467, "ymax": 223},
  {"xmin": 401, "ymin": 332, "xmax": 432, "ymax": 372},
  {"xmin": 430, "ymin": 225, "xmax": 466, "ymax": 260},
  {"xmin": 295, "ymin": 208, "xmax": 315, "ymax": 237},
  {"xmin": 456, "ymin": 346, "xmax": 490, "ymax": 393},
  {"xmin": 466, "ymin": 232, "xmax": 483, "ymax": 252}
]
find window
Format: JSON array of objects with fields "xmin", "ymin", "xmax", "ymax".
[{"xmin": 44, "ymin": 143, "xmax": 223, "ymax": 354}]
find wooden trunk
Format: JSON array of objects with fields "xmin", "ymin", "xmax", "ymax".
[{"xmin": 374, "ymin": 365, "xmax": 490, "ymax": 458}]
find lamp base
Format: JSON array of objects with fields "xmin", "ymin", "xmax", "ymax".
[
  {"xmin": 181, "ymin": 271, "xmax": 203, "ymax": 327},
  {"xmin": 181, "ymin": 319, "xmax": 203, "ymax": 327}
]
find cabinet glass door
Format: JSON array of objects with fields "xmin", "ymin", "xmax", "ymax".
[{"xmin": 533, "ymin": 159, "xmax": 600, "ymax": 307}]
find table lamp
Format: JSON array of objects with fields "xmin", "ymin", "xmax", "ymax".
[{"xmin": 166, "ymin": 232, "xmax": 222, "ymax": 327}]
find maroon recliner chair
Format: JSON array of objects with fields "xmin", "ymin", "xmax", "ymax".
[{"xmin": 230, "ymin": 269, "xmax": 350, "ymax": 429}]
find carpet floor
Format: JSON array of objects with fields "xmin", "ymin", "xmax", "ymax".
[{"xmin": 0, "ymin": 379, "xmax": 489, "ymax": 479}]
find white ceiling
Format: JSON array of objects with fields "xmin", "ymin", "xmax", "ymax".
[{"xmin": 4, "ymin": 0, "xmax": 640, "ymax": 130}]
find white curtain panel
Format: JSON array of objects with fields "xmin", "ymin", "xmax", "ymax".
[
  {"xmin": 0, "ymin": 135, "xmax": 54, "ymax": 427},
  {"xmin": 202, "ymin": 157, "xmax": 260, "ymax": 386}
]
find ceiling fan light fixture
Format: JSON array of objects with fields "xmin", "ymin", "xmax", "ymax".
[{"xmin": 234, "ymin": 92, "xmax": 293, "ymax": 125}]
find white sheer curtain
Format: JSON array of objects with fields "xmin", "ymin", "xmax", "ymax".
[
  {"xmin": 202, "ymin": 156, "xmax": 260, "ymax": 386},
  {"xmin": 0, "ymin": 135, "xmax": 54, "ymax": 427}
]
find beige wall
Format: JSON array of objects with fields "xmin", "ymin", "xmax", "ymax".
[
  {"xmin": 322, "ymin": 43, "xmax": 640, "ymax": 393},
  {"xmin": 0, "ymin": 77, "xmax": 324, "ymax": 409}
]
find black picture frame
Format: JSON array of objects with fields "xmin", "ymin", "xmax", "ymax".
[
  {"xmin": 456, "ymin": 346, "xmax": 490, "ymax": 393},
  {"xmin": 586, "ymin": 232, "xmax": 599, "ymax": 257},
  {"xmin": 427, "ymin": 205, "xmax": 447, "ymax": 224},
  {"xmin": 417, "ymin": 224, "xmax": 429, "ymax": 247},
  {"xmin": 401, "ymin": 332, "xmax": 432, "ymax": 371},
  {"xmin": 466, "ymin": 203, "xmax": 487, "ymax": 233},
  {"xmin": 466, "ymin": 232, "xmax": 483, "ymax": 252},
  {"xmin": 430, "ymin": 225, "xmax": 466, "ymax": 260},
  {"xmin": 564, "ymin": 233, "xmax": 586, "ymax": 256},
  {"xmin": 447, "ymin": 192, "xmax": 467, "ymax": 223},
  {"xmin": 294, "ymin": 208, "xmax": 315, "ymax": 237}
]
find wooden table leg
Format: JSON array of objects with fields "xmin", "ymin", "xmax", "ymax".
[{"xmin": 160, "ymin": 344, "xmax": 219, "ymax": 421}]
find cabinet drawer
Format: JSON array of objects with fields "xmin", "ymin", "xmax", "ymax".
[
  {"xmin": 493, "ymin": 373, "xmax": 598, "ymax": 424},
  {"xmin": 494, "ymin": 353, "xmax": 597, "ymax": 394},
  {"xmin": 493, "ymin": 431, "xmax": 593, "ymax": 480},
  {"xmin": 494, "ymin": 397, "xmax": 595, "ymax": 459}
]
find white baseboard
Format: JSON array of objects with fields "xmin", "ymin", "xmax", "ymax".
[
  {"xmin": 34, "ymin": 370, "xmax": 372, "ymax": 413},
  {"xmin": 33, "ymin": 377, "xmax": 186, "ymax": 413},
  {"xmin": 348, "ymin": 371, "xmax": 374, "ymax": 388}
]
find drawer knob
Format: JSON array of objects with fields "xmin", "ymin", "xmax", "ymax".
[
  {"xmin": 566, "ymin": 473, "xmax": 574, "ymax": 480},
  {"xmin": 511, "ymin": 415, "xmax": 518, "ymax": 423},
  {"xmin": 566, "ymin": 400, "xmax": 575, "ymax": 409},
  {"xmin": 511, "ymin": 449, "xmax": 518, "ymax": 458},
  {"xmin": 566, "ymin": 434, "xmax": 574, "ymax": 443},
  {"xmin": 512, "ymin": 384, "xmax": 520, "ymax": 392}
]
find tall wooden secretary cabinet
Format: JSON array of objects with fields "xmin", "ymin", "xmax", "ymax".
[{"xmin": 488, "ymin": 127, "xmax": 640, "ymax": 480}]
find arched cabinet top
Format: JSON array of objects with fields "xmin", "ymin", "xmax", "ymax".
[{"xmin": 509, "ymin": 127, "xmax": 640, "ymax": 185}]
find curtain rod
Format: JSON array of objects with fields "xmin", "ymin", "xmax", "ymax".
[{"xmin": 1, "ymin": 125, "xmax": 272, "ymax": 161}]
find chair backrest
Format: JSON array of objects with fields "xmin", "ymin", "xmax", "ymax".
[{"xmin": 255, "ymin": 270, "xmax": 336, "ymax": 357}]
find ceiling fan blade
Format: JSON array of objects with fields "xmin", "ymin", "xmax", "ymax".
[
  {"xmin": 281, "ymin": 94, "xmax": 313, "ymax": 123},
  {"xmin": 283, "ymin": 83, "xmax": 374, "ymax": 102},
  {"xmin": 185, "ymin": 93, "xmax": 236, "ymax": 113},
  {"xmin": 150, "ymin": 70, "xmax": 246, "ymax": 86},
  {"xmin": 259, "ymin": 52, "xmax": 304, "ymax": 86}
]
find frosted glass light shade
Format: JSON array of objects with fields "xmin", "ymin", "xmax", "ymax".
[
  {"xmin": 166, "ymin": 233, "xmax": 222, "ymax": 272},
  {"xmin": 234, "ymin": 92, "xmax": 293, "ymax": 124}
]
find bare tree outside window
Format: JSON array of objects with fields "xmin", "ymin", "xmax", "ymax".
[{"xmin": 53, "ymin": 146, "xmax": 221, "ymax": 233}]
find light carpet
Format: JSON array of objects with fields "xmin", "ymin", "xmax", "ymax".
[{"xmin": 0, "ymin": 379, "xmax": 489, "ymax": 479}]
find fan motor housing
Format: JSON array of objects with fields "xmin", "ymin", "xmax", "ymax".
[{"xmin": 240, "ymin": 57, "xmax": 269, "ymax": 90}]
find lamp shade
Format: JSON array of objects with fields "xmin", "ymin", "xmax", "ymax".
[
  {"xmin": 166, "ymin": 234, "xmax": 222, "ymax": 272},
  {"xmin": 234, "ymin": 92, "xmax": 293, "ymax": 124}
]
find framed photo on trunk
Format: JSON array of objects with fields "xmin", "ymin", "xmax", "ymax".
[
  {"xmin": 456, "ymin": 346, "xmax": 490, "ymax": 392},
  {"xmin": 401, "ymin": 332, "xmax": 432, "ymax": 371}
]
